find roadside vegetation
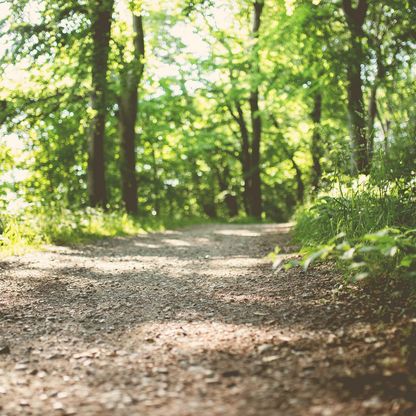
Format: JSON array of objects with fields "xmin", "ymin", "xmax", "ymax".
[{"xmin": 292, "ymin": 134, "xmax": 416, "ymax": 285}]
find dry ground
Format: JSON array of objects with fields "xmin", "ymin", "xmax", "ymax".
[{"xmin": 0, "ymin": 223, "xmax": 415, "ymax": 415}]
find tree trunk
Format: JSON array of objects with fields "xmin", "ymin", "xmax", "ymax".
[
  {"xmin": 87, "ymin": 0, "xmax": 114, "ymax": 208},
  {"xmin": 342, "ymin": 0, "xmax": 369, "ymax": 174},
  {"xmin": 249, "ymin": 90, "xmax": 262, "ymax": 219},
  {"xmin": 248, "ymin": 0, "xmax": 264, "ymax": 220},
  {"xmin": 216, "ymin": 165, "xmax": 239, "ymax": 217},
  {"xmin": 367, "ymin": 82, "xmax": 377, "ymax": 164},
  {"xmin": 293, "ymin": 160, "xmax": 304, "ymax": 204},
  {"xmin": 150, "ymin": 141, "xmax": 161, "ymax": 216},
  {"xmin": 191, "ymin": 160, "xmax": 217, "ymax": 219},
  {"xmin": 310, "ymin": 92, "xmax": 323, "ymax": 191},
  {"xmin": 234, "ymin": 102, "xmax": 252, "ymax": 216},
  {"xmin": 225, "ymin": 194, "xmax": 239, "ymax": 218},
  {"xmin": 226, "ymin": 1, "xmax": 264, "ymax": 219},
  {"xmin": 367, "ymin": 45, "xmax": 385, "ymax": 165},
  {"xmin": 118, "ymin": 14, "xmax": 145, "ymax": 215}
]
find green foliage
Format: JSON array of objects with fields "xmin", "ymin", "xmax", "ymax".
[
  {"xmin": 293, "ymin": 172, "xmax": 416, "ymax": 283},
  {"xmin": 298, "ymin": 228, "xmax": 416, "ymax": 282},
  {"xmin": 0, "ymin": 208, "xmax": 147, "ymax": 254},
  {"xmin": 293, "ymin": 177, "xmax": 415, "ymax": 245}
]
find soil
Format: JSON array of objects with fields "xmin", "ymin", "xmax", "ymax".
[{"xmin": 0, "ymin": 223, "xmax": 415, "ymax": 416}]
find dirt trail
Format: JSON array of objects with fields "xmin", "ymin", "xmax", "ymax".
[{"xmin": 0, "ymin": 223, "xmax": 414, "ymax": 416}]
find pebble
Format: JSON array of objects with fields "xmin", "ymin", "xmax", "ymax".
[{"xmin": 0, "ymin": 345, "xmax": 10, "ymax": 354}]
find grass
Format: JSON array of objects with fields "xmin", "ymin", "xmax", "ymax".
[
  {"xmin": 293, "ymin": 179, "xmax": 416, "ymax": 246},
  {"xmin": 292, "ymin": 176, "xmax": 416, "ymax": 282},
  {"xmin": 0, "ymin": 206, "xmax": 262, "ymax": 256},
  {"xmin": 0, "ymin": 208, "xmax": 142, "ymax": 255}
]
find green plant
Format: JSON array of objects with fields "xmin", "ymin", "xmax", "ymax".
[{"xmin": 290, "ymin": 228, "xmax": 416, "ymax": 282}]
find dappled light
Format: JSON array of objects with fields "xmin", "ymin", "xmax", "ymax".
[
  {"xmin": 0, "ymin": 0, "xmax": 415, "ymax": 414},
  {"xmin": 214, "ymin": 229, "xmax": 262, "ymax": 237},
  {"xmin": 161, "ymin": 238, "xmax": 192, "ymax": 247}
]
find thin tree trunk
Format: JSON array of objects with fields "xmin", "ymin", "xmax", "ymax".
[
  {"xmin": 367, "ymin": 45, "xmax": 385, "ymax": 164},
  {"xmin": 118, "ymin": 14, "xmax": 145, "ymax": 215},
  {"xmin": 293, "ymin": 160, "xmax": 304, "ymax": 204},
  {"xmin": 342, "ymin": 0, "xmax": 369, "ymax": 174},
  {"xmin": 231, "ymin": 102, "xmax": 252, "ymax": 216},
  {"xmin": 248, "ymin": 0, "xmax": 264, "ymax": 219},
  {"xmin": 224, "ymin": 194, "xmax": 239, "ymax": 218},
  {"xmin": 376, "ymin": 110, "xmax": 390, "ymax": 154},
  {"xmin": 150, "ymin": 141, "xmax": 160, "ymax": 216},
  {"xmin": 191, "ymin": 160, "xmax": 217, "ymax": 219},
  {"xmin": 367, "ymin": 82, "xmax": 377, "ymax": 164},
  {"xmin": 216, "ymin": 165, "xmax": 239, "ymax": 217},
  {"xmin": 310, "ymin": 92, "xmax": 322, "ymax": 191},
  {"xmin": 87, "ymin": 0, "xmax": 114, "ymax": 208}
]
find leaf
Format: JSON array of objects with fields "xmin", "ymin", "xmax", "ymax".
[
  {"xmin": 267, "ymin": 245, "xmax": 281, "ymax": 262},
  {"xmin": 348, "ymin": 261, "xmax": 366, "ymax": 269},
  {"xmin": 364, "ymin": 229, "xmax": 390, "ymax": 241},
  {"xmin": 357, "ymin": 245, "xmax": 377, "ymax": 253},
  {"xmin": 284, "ymin": 259, "xmax": 300, "ymax": 270},
  {"xmin": 336, "ymin": 241, "xmax": 351, "ymax": 251},
  {"xmin": 400, "ymin": 256, "xmax": 415, "ymax": 268},
  {"xmin": 273, "ymin": 245, "xmax": 281, "ymax": 255},
  {"xmin": 272, "ymin": 257, "xmax": 283, "ymax": 271},
  {"xmin": 329, "ymin": 232, "xmax": 346, "ymax": 244},
  {"xmin": 303, "ymin": 247, "xmax": 330, "ymax": 271},
  {"xmin": 383, "ymin": 246, "xmax": 398, "ymax": 257},
  {"xmin": 342, "ymin": 247, "xmax": 355, "ymax": 260},
  {"xmin": 354, "ymin": 272, "xmax": 369, "ymax": 281}
]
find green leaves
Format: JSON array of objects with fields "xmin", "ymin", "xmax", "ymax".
[
  {"xmin": 303, "ymin": 246, "xmax": 332, "ymax": 271},
  {"xmin": 296, "ymin": 227, "xmax": 416, "ymax": 281}
]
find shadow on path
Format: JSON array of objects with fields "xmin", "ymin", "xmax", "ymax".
[{"xmin": 0, "ymin": 223, "xmax": 414, "ymax": 416}]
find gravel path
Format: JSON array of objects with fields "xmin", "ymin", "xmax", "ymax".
[{"xmin": 0, "ymin": 223, "xmax": 415, "ymax": 415}]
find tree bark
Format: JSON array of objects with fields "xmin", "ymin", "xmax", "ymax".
[
  {"xmin": 367, "ymin": 82, "xmax": 377, "ymax": 164},
  {"xmin": 225, "ymin": 1, "xmax": 264, "ymax": 219},
  {"xmin": 118, "ymin": 14, "xmax": 145, "ymax": 215},
  {"xmin": 248, "ymin": 0, "xmax": 264, "ymax": 219},
  {"xmin": 216, "ymin": 165, "xmax": 239, "ymax": 217},
  {"xmin": 150, "ymin": 141, "xmax": 161, "ymax": 216},
  {"xmin": 293, "ymin": 160, "xmax": 304, "ymax": 204},
  {"xmin": 342, "ymin": 0, "xmax": 369, "ymax": 174},
  {"xmin": 87, "ymin": 0, "xmax": 114, "ymax": 208},
  {"xmin": 191, "ymin": 159, "xmax": 217, "ymax": 219},
  {"xmin": 228, "ymin": 102, "xmax": 252, "ymax": 216},
  {"xmin": 310, "ymin": 92, "xmax": 323, "ymax": 191},
  {"xmin": 367, "ymin": 43, "xmax": 385, "ymax": 164},
  {"xmin": 237, "ymin": 103, "xmax": 253, "ymax": 216}
]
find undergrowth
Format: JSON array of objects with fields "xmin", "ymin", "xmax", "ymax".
[
  {"xmin": 0, "ymin": 206, "xmax": 258, "ymax": 255},
  {"xmin": 291, "ymin": 175, "xmax": 416, "ymax": 283}
]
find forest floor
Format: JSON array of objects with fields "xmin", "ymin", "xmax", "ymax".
[{"xmin": 0, "ymin": 223, "xmax": 415, "ymax": 416}]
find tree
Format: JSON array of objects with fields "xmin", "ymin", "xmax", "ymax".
[
  {"xmin": 247, "ymin": 0, "xmax": 264, "ymax": 219},
  {"xmin": 117, "ymin": 12, "xmax": 145, "ymax": 215},
  {"xmin": 87, "ymin": 0, "xmax": 115, "ymax": 208},
  {"xmin": 310, "ymin": 92, "xmax": 322, "ymax": 190},
  {"xmin": 341, "ymin": 0, "xmax": 369, "ymax": 174},
  {"xmin": 217, "ymin": 0, "xmax": 265, "ymax": 219}
]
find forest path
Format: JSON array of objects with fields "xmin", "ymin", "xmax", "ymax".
[{"xmin": 0, "ymin": 223, "xmax": 414, "ymax": 416}]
